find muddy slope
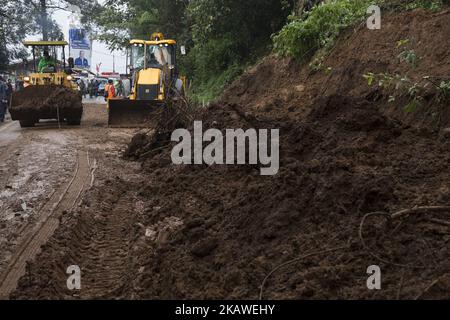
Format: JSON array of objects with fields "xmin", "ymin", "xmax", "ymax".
[{"xmin": 13, "ymin": 9, "xmax": 450, "ymax": 299}]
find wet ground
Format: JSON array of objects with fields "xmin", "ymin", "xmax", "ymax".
[{"xmin": 0, "ymin": 104, "xmax": 138, "ymax": 298}]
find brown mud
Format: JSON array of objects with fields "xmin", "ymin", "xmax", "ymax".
[
  {"xmin": 10, "ymin": 85, "xmax": 83, "ymax": 121},
  {"xmin": 11, "ymin": 9, "xmax": 450, "ymax": 299}
]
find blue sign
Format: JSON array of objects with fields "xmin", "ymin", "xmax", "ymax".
[{"xmin": 69, "ymin": 28, "xmax": 90, "ymax": 50}]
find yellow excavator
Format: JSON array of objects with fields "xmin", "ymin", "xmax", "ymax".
[{"xmin": 108, "ymin": 33, "xmax": 186, "ymax": 127}]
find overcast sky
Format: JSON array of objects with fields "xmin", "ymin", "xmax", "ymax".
[{"xmin": 37, "ymin": 8, "xmax": 128, "ymax": 74}]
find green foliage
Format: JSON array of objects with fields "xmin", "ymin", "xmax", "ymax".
[
  {"xmin": 401, "ymin": 0, "xmax": 443, "ymax": 11},
  {"xmin": 437, "ymin": 80, "xmax": 450, "ymax": 102},
  {"xmin": 363, "ymin": 72, "xmax": 450, "ymax": 112},
  {"xmin": 273, "ymin": 0, "xmax": 373, "ymax": 60},
  {"xmin": 188, "ymin": 36, "xmax": 240, "ymax": 84},
  {"xmin": 0, "ymin": 0, "xmax": 36, "ymax": 69},
  {"xmin": 398, "ymin": 49, "xmax": 418, "ymax": 68},
  {"xmin": 363, "ymin": 72, "xmax": 376, "ymax": 86},
  {"xmin": 396, "ymin": 39, "xmax": 419, "ymax": 68},
  {"xmin": 93, "ymin": 0, "xmax": 188, "ymax": 50},
  {"xmin": 380, "ymin": 0, "xmax": 444, "ymax": 12},
  {"xmin": 403, "ymin": 97, "xmax": 422, "ymax": 113},
  {"xmin": 192, "ymin": 63, "xmax": 244, "ymax": 103},
  {"xmin": 188, "ymin": 0, "xmax": 292, "ymax": 58},
  {"xmin": 309, "ymin": 50, "xmax": 332, "ymax": 74},
  {"xmin": 186, "ymin": 0, "xmax": 294, "ymax": 101},
  {"xmin": 396, "ymin": 39, "xmax": 410, "ymax": 48}
]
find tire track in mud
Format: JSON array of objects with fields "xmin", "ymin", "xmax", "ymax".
[
  {"xmin": 68, "ymin": 193, "xmax": 136, "ymax": 299},
  {"xmin": 0, "ymin": 150, "xmax": 90, "ymax": 299},
  {"xmin": 9, "ymin": 149, "xmax": 140, "ymax": 299}
]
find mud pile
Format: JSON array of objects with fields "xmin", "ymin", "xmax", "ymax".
[
  {"xmin": 124, "ymin": 99, "xmax": 199, "ymax": 159},
  {"xmin": 121, "ymin": 8, "xmax": 450, "ymax": 299},
  {"xmin": 12, "ymin": 8, "xmax": 450, "ymax": 299},
  {"xmin": 10, "ymin": 85, "xmax": 82, "ymax": 120},
  {"xmin": 128, "ymin": 95, "xmax": 450, "ymax": 299}
]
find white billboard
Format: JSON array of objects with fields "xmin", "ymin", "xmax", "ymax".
[{"xmin": 69, "ymin": 28, "xmax": 92, "ymax": 70}]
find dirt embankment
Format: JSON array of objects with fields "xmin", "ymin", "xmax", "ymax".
[{"xmin": 13, "ymin": 9, "xmax": 450, "ymax": 299}]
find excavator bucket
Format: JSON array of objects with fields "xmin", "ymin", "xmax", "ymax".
[{"xmin": 107, "ymin": 99, "xmax": 166, "ymax": 128}]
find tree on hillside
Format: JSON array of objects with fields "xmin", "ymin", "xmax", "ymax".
[
  {"xmin": 189, "ymin": 0, "xmax": 294, "ymax": 57},
  {"xmin": 186, "ymin": 0, "xmax": 295, "ymax": 90}
]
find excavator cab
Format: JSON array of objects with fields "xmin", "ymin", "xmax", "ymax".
[{"xmin": 107, "ymin": 33, "xmax": 185, "ymax": 127}]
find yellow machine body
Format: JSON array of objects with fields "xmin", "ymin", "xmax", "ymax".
[
  {"xmin": 23, "ymin": 72, "xmax": 77, "ymax": 90},
  {"xmin": 10, "ymin": 40, "xmax": 83, "ymax": 128},
  {"xmin": 107, "ymin": 33, "xmax": 186, "ymax": 127}
]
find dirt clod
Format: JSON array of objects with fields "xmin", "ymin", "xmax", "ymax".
[{"xmin": 191, "ymin": 238, "xmax": 219, "ymax": 258}]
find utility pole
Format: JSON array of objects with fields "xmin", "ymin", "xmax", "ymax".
[{"xmin": 113, "ymin": 53, "xmax": 115, "ymax": 73}]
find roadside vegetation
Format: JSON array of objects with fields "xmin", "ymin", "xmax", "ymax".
[
  {"xmin": 1, "ymin": 0, "xmax": 448, "ymax": 102},
  {"xmin": 273, "ymin": 0, "xmax": 445, "ymax": 62}
]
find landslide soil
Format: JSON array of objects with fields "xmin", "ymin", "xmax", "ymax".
[{"xmin": 13, "ymin": 9, "xmax": 450, "ymax": 299}]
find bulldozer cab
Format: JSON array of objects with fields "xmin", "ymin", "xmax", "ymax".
[
  {"xmin": 21, "ymin": 41, "xmax": 75, "ymax": 89},
  {"xmin": 24, "ymin": 41, "xmax": 68, "ymax": 73}
]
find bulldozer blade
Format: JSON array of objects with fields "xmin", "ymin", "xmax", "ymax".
[
  {"xmin": 108, "ymin": 99, "xmax": 165, "ymax": 128},
  {"xmin": 9, "ymin": 85, "xmax": 82, "ymax": 127}
]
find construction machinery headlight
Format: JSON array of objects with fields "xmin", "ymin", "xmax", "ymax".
[
  {"xmin": 24, "ymin": 76, "xmax": 30, "ymax": 82},
  {"xmin": 67, "ymin": 75, "xmax": 73, "ymax": 81}
]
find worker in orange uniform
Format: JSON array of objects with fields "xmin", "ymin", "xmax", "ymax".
[{"xmin": 104, "ymin": 79, "xmax": 116, "ymax": 101}]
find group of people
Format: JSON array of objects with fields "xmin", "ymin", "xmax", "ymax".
[
  {"xmin": 77, "ymin": 78, "xmax": 125, "ymax": 100},
  {"xmin": 78, "ymin": 79, "xmax": 101, "ymax": 99},
  {"xmin": 0, "ymin": 76, "xmax": 13, "ymax": 123}
]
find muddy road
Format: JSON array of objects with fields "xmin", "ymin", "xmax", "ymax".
[{"xmin": 0, "ymin": 104, "xmax": 138, "ymax": 299}]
